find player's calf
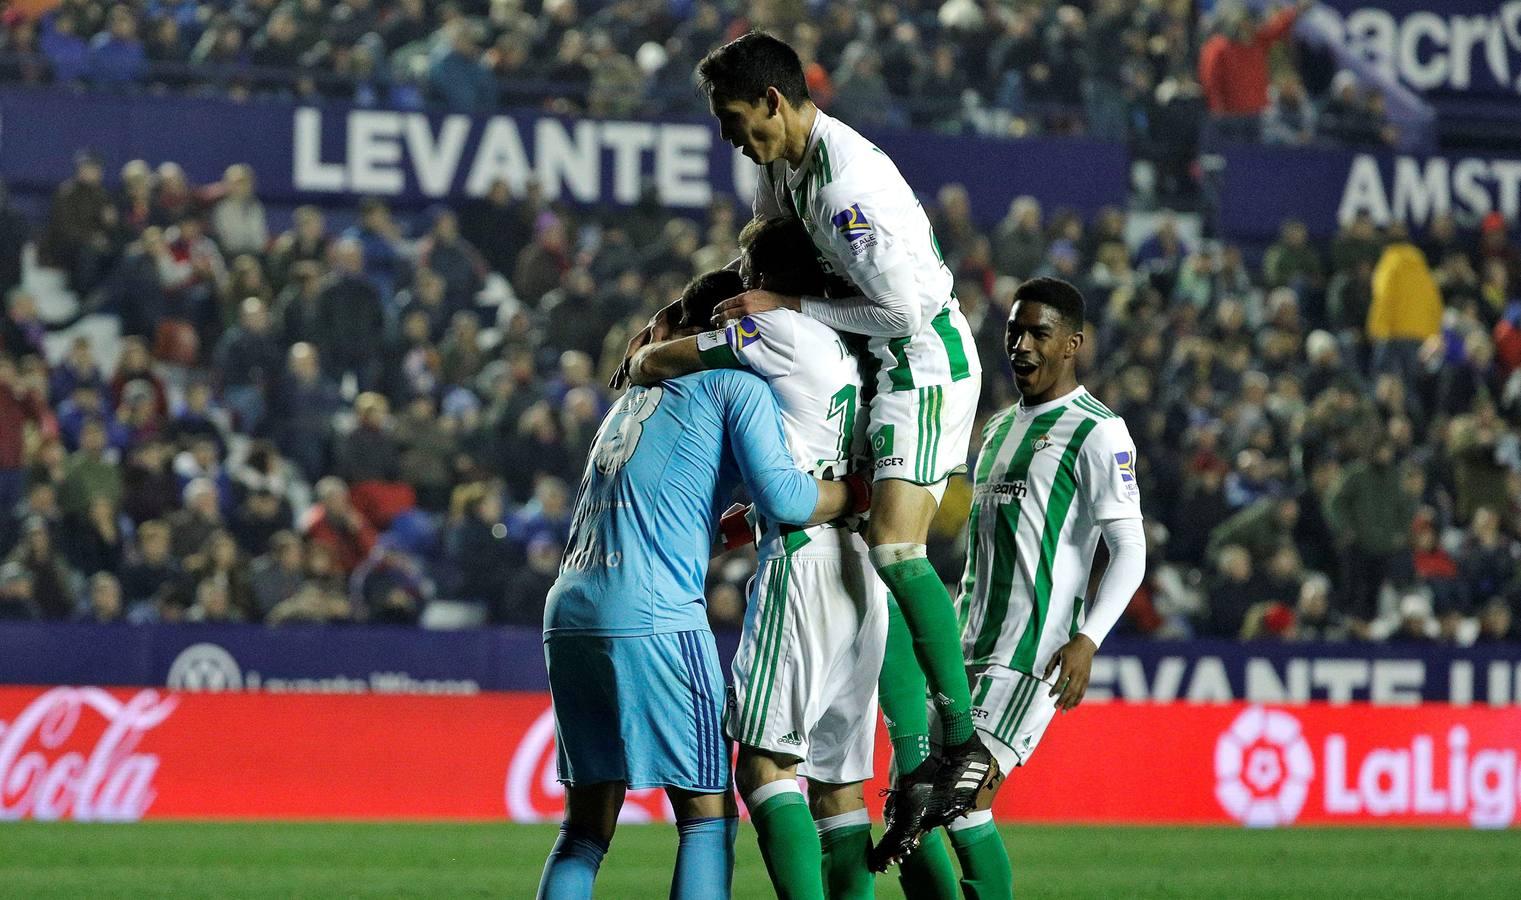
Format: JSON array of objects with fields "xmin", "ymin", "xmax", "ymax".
[{"xmin": 738, "ymin": 747, "xmax": 825, "ymax": 900}]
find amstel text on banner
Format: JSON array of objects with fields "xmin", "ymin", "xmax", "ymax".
[{"xmin": 0, "ymin": 687, "xmax": 1516, "ymax": 827}]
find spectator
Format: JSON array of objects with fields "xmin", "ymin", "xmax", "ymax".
[
  {"xmin": 500, "ymin": 535, "xmax": 562, "ymax": 625},
  {"xmin": 119, "ymin": 518, "xmax": 178, "ymax": 607},
  {"xmin": 1294, "ymin": 573, "xmax": 1349, "ymax": 641},
  {"xmin": 444, "ymin": 482, "xmax": 516, "ymax": 606},
  {"xmin": 268, "ymin": 207, "xmax": 329, "ymax": 291},
  {"xmin": 39, "ymin": 13, "xmax": 90, "ymax": 84},
  {"xmin": 415, "ymin": 208, "xmax": 487, "ymax": 311},
  {"xmin": 87, "ymin": 5, "xmax": 147, "ymax": 85},
  {"xmin": 77, "ymin": 571, "xmax": 124, "ymax": 624},
  {"xmin": 317, "ymin": 238, "xmax": 387, "ymax": 389},
  {"xmin": 1368, "ymin": 230, "xmax": 1442, "ymax": 382},
  {"xmin": 351, "ymin": 538, "xmax": 430, "ymax": 625},
  {"xmin": 62, "ymin": 495, "xmax": 126, "ymax": 577},
  {"xmin": 58, "ymin": 418, "xmax": 122, "ymax": 518},
  {"xmin": 458, "ymin": 179, "xmax": 534, "ymax": 278},
  {"xmin": 1198, "ymin": 0, "xmax": 1306, "ymax": 142},
  {"xmin": 210, "ymin": 164, "xmax": 268, "ymax": 257},
  {"xmin": 1328, "ymin": 443, "xmax": 1420, "ymax": 623},
  {"xmin": 430, "ymin": 21, "xmax": 496, "ymax": 113},
  {"xmin": 40, "ymin": 151, "xmax": 111, "ymax": 289},
  {"xmin": 250, "ymin": 530, "xmax": 305, "ymax": 618},
  {"xmin": 334, "ymin": 391, "xmax": 401, "ymax": 484},
  {"xmin": 1263, "ymin": 219, "xmax": 1323, "ymax": 293},
  {"xmin": 513, "ymin": 216, "xmax": 571, "ymax": 308},
  {"xmin": 213, "ymin": 296, "xmax": 283, "ymax": 435},
  {"xmin": 1204, "ymin": 544, "xmax": 1269, "ymax": 637},
  {"xmin": 1207, "ymin": 495, "xmax": 1299, "ymax": 567},
  {"xmin": 301, "ymin": 477, "xmax": 377, "ymax": 575},
  {"xmin": 1475, "ymin": 598, "xmax": 1519, "ymax": 643},
  {"xmin": 1262, "ymin": 72, "xmax": 1316, "ymax": 145},
  {"xmin": 0, "ymin": 561, "xmax": 36, "ymax": 620},
  {"xmin": 186, "ymin": 576, "xmax": 241, "ymax": 623},
  {"xmin": 167, "ymin": 478, "xmax": 223, "ymax": 559},
  {"xmin": 0, "ymin": 355, "xmax": 46, "ymax": 515},
  {"xmin": 6, "ymin": 517, "xmax": 79, "ymax": 620}
]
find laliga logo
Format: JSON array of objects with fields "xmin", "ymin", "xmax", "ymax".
[
  {"xmin": 504, "ymin": 707, "xmax": 674, "ymax": 823},
  {"xmin": 166, "ymin": 643, "xmax": 243, "ymax": 691},
  {"xmin": 0, "ymin": 687, "xmax": 177, "ymax": 821},
  {"xmin": 1214, "ymin": 706, "xmax": 1315, "ymax": 827}
]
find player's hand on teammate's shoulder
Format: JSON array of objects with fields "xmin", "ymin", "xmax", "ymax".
[
  {"xmin": 711, "ymin": 289, "xmax": 800, "ymax": 326},
  {"xmin": 1044, "ymin": 633, "xmax": 1099, "ymax": 712}
]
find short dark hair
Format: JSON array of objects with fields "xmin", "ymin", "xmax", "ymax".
[
  {"xmin": 739, "ymin": 217, "xmax": 827, "ymax": 297},
  {"xmin": 1012, "ymin": 277, "xmax": 1085, "ymax": 332},
  {"xmin": 678, "ymin": 269, "xmax": 746, "ymax": 329},
  {"xmin": 696, "ymin": 32, "xmax": 810, "ymax": 107}
]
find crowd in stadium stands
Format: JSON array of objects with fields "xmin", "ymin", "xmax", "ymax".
[
  {"xmin": 0, "ymin": 1, "xmax": 1391, "ymax": 202},
  {"xmin": 0, "ymin": 141, "xmax": 1517, "ymax": 643}
]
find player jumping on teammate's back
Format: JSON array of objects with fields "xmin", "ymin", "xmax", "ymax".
[
  {"xmin": 900, "ymin": 277, "xmax": 1147, "ymax": 897},
  {"xmin": 536, "ymin": 272, "xmax": 866, "ymax": 900},
  {"xmin": 632, "ymin": 218, "xmax": 884, "ymax": 900},
  {"xmin": 685, "ymin": 33, "xmax": 995, "ymax": 866}
]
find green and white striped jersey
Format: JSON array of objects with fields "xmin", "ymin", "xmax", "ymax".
[
  {"xmin": 957, "ymin": 386, "xmax": 1142, "ymax": 675},
  {"xmin": 753, "ymin": 111, "xmax": 980, "ymax": 396}
]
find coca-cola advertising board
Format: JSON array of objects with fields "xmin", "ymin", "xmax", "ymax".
[{"xmin": 1, "ymin": 686, "xmax": 1517, "ymax": 827}]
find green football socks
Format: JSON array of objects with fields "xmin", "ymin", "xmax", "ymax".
[
  {"xmin": 878, "ymin": 594, "xmax": 933, "ymax": 772},
  {"xmin": 950, "ymin": 812, "xmax": 1014, "ymax": 900},
  {"xmin": 749, "ymin": 782, "xmax": 824, "ymax": 900},
  {"xmin": 816, "ymin": 810, "xmax": 874, "ymax": 899},
  {"xmin": 896, "ymin": 828, "xmax": 959, "ymax": 900},
  {"xmin": 871, "ymin": 545, "xmax": 974, "ymax": 747}
]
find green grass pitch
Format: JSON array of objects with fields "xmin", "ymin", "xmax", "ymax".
[{"xmin": 1, "ymin": 822, "xmax": 1515, "ymax": 898}]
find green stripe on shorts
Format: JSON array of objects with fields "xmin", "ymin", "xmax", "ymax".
[{"xmin": 931, "ymin": 307, "xmax": 972, "ymax": 381}]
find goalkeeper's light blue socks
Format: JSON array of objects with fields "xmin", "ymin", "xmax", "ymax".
[
  {"xmin": 536, "ymin": 824, "xmax": 609, "ymax": 900},
  {"xmin": 671, "ymin": 815, "xmax": 739, "ymax": 899}
]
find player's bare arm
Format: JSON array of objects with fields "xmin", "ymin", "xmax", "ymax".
[
  {"xmin": 628, "ymin": 336, "xmax": 704, "ymax": 385},
  {"xmin": 710, "ymin": 288, "xmax": 799, "ymax": 324}
]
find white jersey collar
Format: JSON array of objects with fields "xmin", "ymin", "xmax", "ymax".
[
  {"xmin": 1015, "ymin": 385, "xmax": 1088, "ymax": 420},
  {"xmin": 784, "ymin": 110, "xmax": 829, "ymax": 193}
]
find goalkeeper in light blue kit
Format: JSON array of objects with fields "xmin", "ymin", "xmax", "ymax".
[{"xmin": 535, "ymin": 272, "xmax": 869, "ymax": 900}]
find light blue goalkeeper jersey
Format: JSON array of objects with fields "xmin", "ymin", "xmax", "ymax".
[{"xmin": 544, "ymin": 369, "xmax": 819, "ymax": 638}]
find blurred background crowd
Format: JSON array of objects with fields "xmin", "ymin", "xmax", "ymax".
[
  {"xmin": 0, "ymin": 0, "xmax": 1514, "ymax": 644},
  {"xmin": 1, "ymin": 145, "xmax": 1517, "ymax": 644},
  {"xmin": 0, "ymin": 0, "xmax": 1407, "ymax": 206}
]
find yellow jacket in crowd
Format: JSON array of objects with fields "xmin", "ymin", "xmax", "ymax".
[{"xmin": 1367, "ymin": 242, "xmax": 1442, "ymax": 341}]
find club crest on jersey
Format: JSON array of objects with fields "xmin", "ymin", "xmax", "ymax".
[
  {"xmin": 728, "ymin": 315, "xmax": 762, "ymax": 350},
  {"xmin": 1032, "ymin": 433, "xmax": 1052, "ymax": 452}
]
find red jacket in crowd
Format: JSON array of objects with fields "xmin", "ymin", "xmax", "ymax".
[{"xmin": 1198, "ymin": 7, "xmax": 1301, "ymax": 116}]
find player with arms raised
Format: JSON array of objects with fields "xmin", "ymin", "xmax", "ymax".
[
  {"xmin": 694, "ymin": 32, "xmax": 991, "ymax": 865},
  {"xmin": 931, "ymin": 277, "xmax": 1146, "ymax": 896}
]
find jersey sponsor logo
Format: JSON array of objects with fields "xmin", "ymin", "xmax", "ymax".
[
  {"xmin": 975, "ymin": 480, "xmax": 1027, "ymax": 504},
  {"xmin": 1115, "ymin": 451, "xmax": 1135, "ymax": 482},
  {"xmin": 728, "ymin": 316, "xmax": 762, "ymax": 350}
]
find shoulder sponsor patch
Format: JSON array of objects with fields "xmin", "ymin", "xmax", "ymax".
[
  {"xmin": 1114, "ymin": 451, "xmax": 1135, "ymax": 482},
  {"xmin": 831, "ymin": 204, "xmax": 873, "ymax": 239},
  {"xmin": 831, "ymin": 204, "xmax": 879, "ymax": 257},
  {"xmin": 728, "ymin": 315, "xmax": 762, "ymax": 350}
]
